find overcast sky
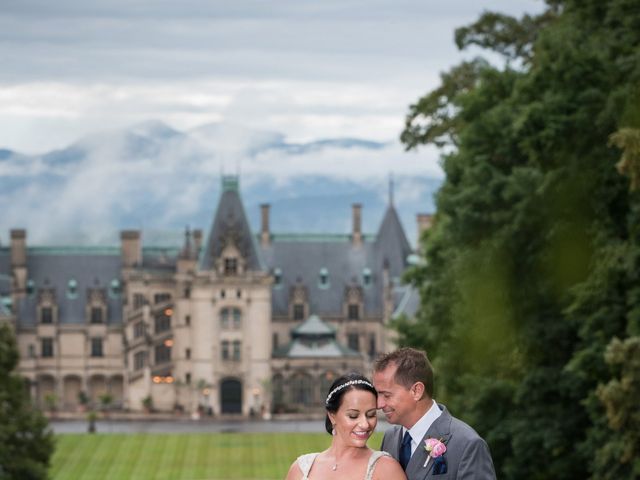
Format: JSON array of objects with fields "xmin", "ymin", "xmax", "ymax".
[{"xmin": 0, "ymin": 0, "xmax": 545, "ymax": 154}]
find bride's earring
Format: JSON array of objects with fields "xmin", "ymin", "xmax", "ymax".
[{"xmin": 332, "ymin": 424, "xmax": 336, "ymax": 436}]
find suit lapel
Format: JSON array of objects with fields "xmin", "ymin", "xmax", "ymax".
[
  {"xmin": 384, "ymin": 426, "xmax": 404, "ymax": 461},
  {"xmin": 394, "ymin": 426, "xmax": 404, "ymax": 460},
  {"xmin": 406, "ymin": 405, "xmax": 452, "ymax": 479}
]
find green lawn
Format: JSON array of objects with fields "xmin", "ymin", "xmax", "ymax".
[{"xmin": 51, "ymin": 432, "xmax": 384, "ymax": 479}]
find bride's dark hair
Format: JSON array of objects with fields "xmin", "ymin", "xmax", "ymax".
[{"xmin": 324, "ymin": 372, "xmax": 377, "ymax": 434}]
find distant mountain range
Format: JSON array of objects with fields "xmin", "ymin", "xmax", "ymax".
[{"xmin": 0, "ymin": 120, "xmax": 443, "ymax": 248}]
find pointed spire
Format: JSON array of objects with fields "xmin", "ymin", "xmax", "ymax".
[
  {"xmin": 198, "ymin": 176, "xmax": 264, "ymax": 271},
  {"xmin": 389, "ymin": 173, "xmax": 394, "ymax": 206}
]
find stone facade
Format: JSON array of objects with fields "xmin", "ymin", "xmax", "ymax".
[{"xmin": 0, "ymin": 176, "xmax": 423, "ymax": 416}]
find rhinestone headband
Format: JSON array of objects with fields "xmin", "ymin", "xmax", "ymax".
[{"xmin": 325, "ymin": 380, "xmax": 374, "ymax": 405}]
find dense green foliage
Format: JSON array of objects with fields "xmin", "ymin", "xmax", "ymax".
[
  {"xmin": 0, "ymin": 323, "xmax": 54, "ymax": 480},
  {"xmin": 398, "ymin": 0, "xmax": 640, "ymax": 478},
  {"xmin": 50, "ymin": 432, "xmax": 383, "ymax": 479}
]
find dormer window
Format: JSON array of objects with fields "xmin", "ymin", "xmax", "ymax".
[
  {"xmin": 289, "ymin": 283, "xmax": 308, "ymax": 321},
  {"xmin": 273, "ymin": 268, "xmax": 282, "ymax": 288},
  {"xmin": 362, "ymin": 268, "xmax": 372, "ymax": 287},
  {"xmin": 293, "ymin": 303, "xmax": 305, "ymax": 321},
  {"xmin": 217, "ymin": 242, "xmax": 245, "ymax": 276},
  {"xmin": 87, "ymin": 288, "xmax": 107, "ymax": 325},
  {"xmin": 344, "ymin": 285, "xmax": 363, "ymax": 321},
  {"xmin": 67, "ymin": 278, "xmax": 78, "ymax": 299},
  {"xmin": 224, "ymin": 257, "xmax": 237, "ymax": 275},
  {"xmin": 90, "ymin": 307, "xmax": 104, "ymax": 324},
  {"xmin": 109, "ymin": 279, "xmax": 121, "ymax": 298},
  {"xmin": 318, "ymin": 268, "xmax": 329, "ymax": 289},
  {"xmin": 41, "ymin": 307, "xmax": 53, "ymax": 324}
]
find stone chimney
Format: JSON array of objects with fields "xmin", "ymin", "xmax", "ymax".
[
  {"xmin": 351, "ymin": 203, "xmax": 362, "ymax": 247},
  {"xmin": 192, "ymin": 229, "xmax": 203, "ymax": 257},
  {"xmin": 120, "ymin": 230, "xmax": 141, "ymax": 268},
  {"xmin": 10, "ymin": 229, "xmax": 26, "ymax": 268},
  {"xmin": 416, "ymin": 213, "xmax": 433, "ymax": 245},
  {"xmin": 10, "ymin": 229, "xmax": 27, "ymax": 293},
  {"xmin": 260, "ymin": 204, "xmax": 271, "ymax": 247}
]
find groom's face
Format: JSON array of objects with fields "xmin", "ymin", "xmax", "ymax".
[{"xmin": 373, "ymin": 363, "xmax": 416, "ymax": 428}]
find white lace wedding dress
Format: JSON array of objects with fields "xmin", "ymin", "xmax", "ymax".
[{"xmin": 296, "ymin": 451, "xmax": 391, "ymax": 480}]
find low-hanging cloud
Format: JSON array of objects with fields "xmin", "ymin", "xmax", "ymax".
[{"xmin": 0, "ymin": 121, "xmax": 442, "ymax": 245}]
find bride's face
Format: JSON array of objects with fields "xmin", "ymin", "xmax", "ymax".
[{"xmin": 329, "ymin": 389, "xmax": 378, "ymax": 447}]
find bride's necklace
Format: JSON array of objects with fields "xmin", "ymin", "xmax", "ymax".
[{"xmin": 332, "ymin": 462, "xmax": 338, "ymax": 471}]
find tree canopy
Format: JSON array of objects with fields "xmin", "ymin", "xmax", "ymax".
[
  {"xmin": 0, "ymin": 323, "xmax": 54, "ymax": 480},
  {"xmin": 398, "ymin": 0, "xmax": 640, "ymax": 478}
]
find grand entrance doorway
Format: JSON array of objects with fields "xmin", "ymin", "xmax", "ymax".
[{"xmin": 220, "ymin": 378, "xmax": 242, "ymax": 414}]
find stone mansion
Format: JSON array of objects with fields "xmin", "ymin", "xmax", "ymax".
[{"xmin": 0, "ymin": 176, "xmax": 427, "ymax": 416}]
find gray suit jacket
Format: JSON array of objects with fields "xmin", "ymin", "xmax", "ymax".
[{"xmin": 380, "ymin": 404, "xmax": 496, "ymax": 480}]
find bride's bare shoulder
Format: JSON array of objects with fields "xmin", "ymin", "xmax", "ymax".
[
  {"xmin": 284, "ymin": 459, "xmax": 303, "ymax": 480},
  {"xmin": 372, "ymin": 454, "xmax": 407, "ymax": 480}
]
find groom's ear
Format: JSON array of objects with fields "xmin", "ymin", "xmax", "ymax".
[{"xmin": 410, "ymin": 382, "xmax": 425, "ymax": 400}]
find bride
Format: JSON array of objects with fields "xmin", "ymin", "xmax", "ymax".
[{"xmin": 285, "ymin": 372, "xmax": 407, "ymax": 480}]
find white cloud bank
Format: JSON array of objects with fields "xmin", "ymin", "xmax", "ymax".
[{"xmin": 0, "ymin": 0, "xmax": 545, "ymax": 153}]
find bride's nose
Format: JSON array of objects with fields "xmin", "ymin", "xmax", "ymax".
[{"xmin": 358, "ymin": 416, "xmax": 371, "ymax": 428}]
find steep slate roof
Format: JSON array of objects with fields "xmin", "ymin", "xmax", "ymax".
[
  {"xmin": 5, "ymin": 247, "xmax": 123, "ymax": 327},
  {"xmin": 0, "ymin": 178, "xmax": 417, "ymax": 325},
  {"xmin": 0, "ymin": 252, "xmax": 10, "ymax": 296},
  {"xmin": 199, "ymin": 176, "xmax": 264, "ymax": 272},
  {"xmin": 0, "ymin": 264, "xmax": 13, "ymax": 317},
  {"xmin": 375, "ymin": 205, "xmax": 412, "ymax": 280},
  {"xmin": 0, "ymin": 243, "xmax": 183, "ymax": 327},
  {"xmin": 260, "ymin": 236, "xmax": 378, "ymax": 316},
  {"xmin": 260, "ymin": 203, "xmax": 412, "ymax": 317}
]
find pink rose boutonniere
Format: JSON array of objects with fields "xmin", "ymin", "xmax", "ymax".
[{"xmin": 423, "ymin": 438, "xmax": 447, "ymax": 468}]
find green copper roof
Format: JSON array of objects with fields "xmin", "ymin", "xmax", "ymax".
[
  {"xmin": 17, "ymin": 246, "xmax": 180, "ymax": 256},
  {"xmin": 26, "ymin": 246, "xmax": 120, "ymax": 255},
  {"xmin": 222, "ymin": 175, "xmax": 239, "ymax": 192},
  {"xmin": 264, "ymin": 233, "xmax": 374, "ymax": 243}
]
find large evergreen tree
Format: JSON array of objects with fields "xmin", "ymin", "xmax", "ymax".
[
  {"xmin": 0, "ymin": 323, "xmax": 54, "ymax": 480},
  {"xmin": 398, "ymin": 1, "xmax": 640, "ymax": 478}
]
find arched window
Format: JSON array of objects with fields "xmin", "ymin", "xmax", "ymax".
[
  {"xmin": 272, "ymin": 374, "xmax": 284, "ymax": 409},
  {"xmin": 290, "ymin": 372, "xmax": 313, "ymax": 406},
  {"xmin": 320, "ymin": 371, "xmax": 336, "ymax": 401}
]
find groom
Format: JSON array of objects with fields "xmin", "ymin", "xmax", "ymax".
[{"xmin": 373, "ymin": 348, "xmax": 496, "ymax": 479}]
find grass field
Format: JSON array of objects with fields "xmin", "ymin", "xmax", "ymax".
[{"xmin": 51, "ymin": 432, "xmax": 384, "ymax": 479}]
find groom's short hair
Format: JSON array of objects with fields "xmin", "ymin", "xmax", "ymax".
[{"xmin": 374, "ymin": 347, "xmax": 434, "ymax": 398}]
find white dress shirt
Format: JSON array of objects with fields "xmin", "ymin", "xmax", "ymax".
[{"xmin": 403, "ymin": 399, "xmax": 442, "ymax": 456}]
